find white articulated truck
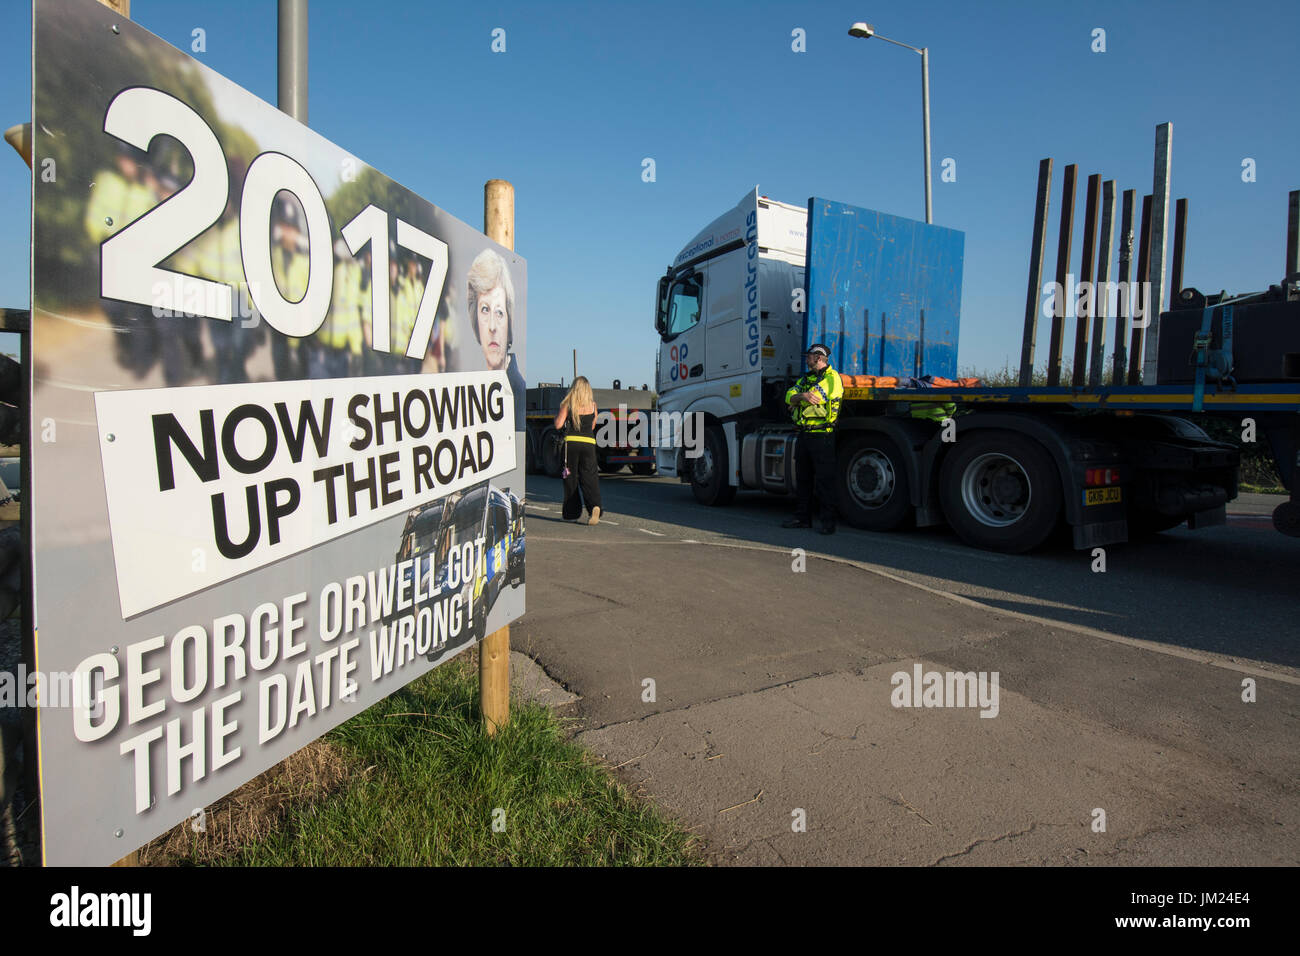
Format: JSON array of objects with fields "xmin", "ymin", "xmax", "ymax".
[{"xmin": 653, "ymin": 186, "xmax": 1300, "ymax": 552}]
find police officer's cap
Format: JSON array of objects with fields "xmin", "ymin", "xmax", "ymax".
[
  {"xmin": 806, "ymin": 343, "xmax": 830, "ymax": 359},
  {"xmin": 278, "ymin": 197, "xmax": 302, "ymax": 229}
]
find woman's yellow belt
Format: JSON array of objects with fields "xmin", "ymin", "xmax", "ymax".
[{"xmin": 563, "ymin": 435, "xmax": 597, "ymax": 444}]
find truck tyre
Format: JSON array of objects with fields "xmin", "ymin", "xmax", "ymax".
[
  {"xmin": 1273, "ymin": 500, "xmax": 1300, "ymax": 537},
  {"xmin": 542, "ymin": 429, "xmax": 564, "ymax": 478},
  {"xmin": 837, "ymin": 434, "xmax": 913, "ymax": 531},
  {"xmin": 939, "ymin": 431, "xmax": 1062, "ymax": 553},
  {"xmin": 526, "ymin": 432, "xmax": 538, "ymax": 474},
  {"xmin": 631, "ymin": 462, "xmax": 655, "ymax": 476},
  {"xmin": 598, "ymin": 451, "xmax": 624, "ymax": 474},
  {"xmin": 691, "ymin": 425, "xmax": 737, "ymax": 506}
]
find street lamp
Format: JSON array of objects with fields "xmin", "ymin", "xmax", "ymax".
[{"xmin": 848, "ymin": 21, "xmax": 932, "ymax": 224}]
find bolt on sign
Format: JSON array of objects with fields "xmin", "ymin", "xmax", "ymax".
[{"xmin": 31, "ymin": 0, "xmax": 527, "ymax": 866}]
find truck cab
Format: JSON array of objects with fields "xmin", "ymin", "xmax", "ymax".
[{"xmin": 654, "ymin": 191, "xmax": 807, "ymax": 488}]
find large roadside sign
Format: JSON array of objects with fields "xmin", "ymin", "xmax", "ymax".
[{"xmin": 31, "ymin": 0, "xmax": 526, "ymax": 865}]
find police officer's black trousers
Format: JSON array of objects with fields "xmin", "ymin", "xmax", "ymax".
[
  {"xmin": 794, "ymin": 431, "xmax": 837, "ymax": 523},
  {"xmin": 562, "ymin": 441, "xmax": 602, "ymax": 520}
]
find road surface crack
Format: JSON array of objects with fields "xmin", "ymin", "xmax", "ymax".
[
  {"xmin": 931, "ymin": 821, "xmax": 1067, "ymax": 865},
  {"xmin": 809, "ymin": 722, "xmax": 869, "ymax": 755},
  {"xmin": 551, "ymin": 583, "xmax": 626, "ymax": 607}
]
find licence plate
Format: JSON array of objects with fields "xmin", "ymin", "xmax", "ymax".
[{"xmin": 1084, "ymin": 487, "xmax": 1122, "ymax": 506}]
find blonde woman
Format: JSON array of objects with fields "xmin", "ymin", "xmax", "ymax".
[{"xmin": 553, "ymin": 376, "xmax": 603, "ymax": 524}]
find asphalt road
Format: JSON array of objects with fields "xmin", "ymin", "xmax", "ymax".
[
  {"xmin": 535, "ymin": 475, "xmax": 1300, "ymax": 672},
  {"xmin": 513, "ymin": 472, "xmax": 1299, "ymax": 866}
]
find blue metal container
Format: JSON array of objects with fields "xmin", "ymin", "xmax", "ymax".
[{"xmin": 804, "ymin": 198, "xmax": 965, "ymax": 379}]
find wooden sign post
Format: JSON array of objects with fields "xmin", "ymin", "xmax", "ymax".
[{"xmin": 480, "ymin": 179, "xmax": 513, "ymax": 736}]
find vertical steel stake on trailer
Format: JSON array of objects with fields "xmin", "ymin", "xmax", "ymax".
[{"xmin": 1047, "ymin": 164, "xmax": 1077, "ymax": 387}]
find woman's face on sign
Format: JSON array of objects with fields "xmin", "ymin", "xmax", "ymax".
[{"xmin": 477, "ymin": 285, "xmax": 509, "ymax": 370}]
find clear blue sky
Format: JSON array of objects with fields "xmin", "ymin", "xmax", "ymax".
[{"xmin": 3, "ymin": 0, "xmax": 1298, "ymax": 386}]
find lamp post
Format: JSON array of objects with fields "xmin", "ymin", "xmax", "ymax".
[{"xmin": 848, "ymin": 21, "xmax": 932, "ymax": 224}]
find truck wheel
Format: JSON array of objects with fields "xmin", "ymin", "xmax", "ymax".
[
  {"xmin": 691, "ymin": 425, "xmax": 737, "ymax": 506},
  {"xmin": 631, "ymin": 462, "xmax": 656, "ymax": 476},
  {"xmin": 1273, "ymin": 500, "xmax": 1300, "ymax": 537},
  {"xmin": 526, "ymin": 433, "xmax": 538, "ymax": 474},
  {"xmin": 598, "ymin": 453, "xmax": 624, "ymax": 474},
  {"xmin": 542, "ymin": 429, "xmax": 564, "ymax": 478},
  {"xmin": 838, "ymin": 434, "xmax": 913, "ymax": 531},
  {"xmin": 939, "ymin": 432, "xmax": 1062, "ymax": 552}
]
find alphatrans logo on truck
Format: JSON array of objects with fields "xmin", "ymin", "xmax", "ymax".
[{"xmin": 745, "ymin": 211, "xmax": 760, "ymax": 367}]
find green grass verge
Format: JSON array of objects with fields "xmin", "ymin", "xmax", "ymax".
[
  {"xmin": 221, "ymin": 655, "xmax": 704, "ymax": 866},
  {"xmin": 1239, "ymin": 483, "xmax": 1285, "ymax": 495}
]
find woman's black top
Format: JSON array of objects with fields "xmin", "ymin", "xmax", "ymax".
[{"xmin": 568, "ymin": 411, "xmax": 596, "ymax": 439}]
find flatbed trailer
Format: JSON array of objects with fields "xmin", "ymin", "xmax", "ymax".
[
  {"xmin": 713, "ymin": 378, "xmax": 1288, "ymax": 553},
  {"xmin": 828, "ymin": 383, "xmax": 1300, "ymax": 547},
  {"xmin": 650, "ymin": 157, "xmax": 1300, "ymax": 552},
  {"xmin": 843, "ymin": 383, "xmax": 1300, "ymax": 413}
]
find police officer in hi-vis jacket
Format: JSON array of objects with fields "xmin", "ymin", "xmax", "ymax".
[{"xmin": 782, "ymin": 343, "xmax": 843, "ymax": 534}]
